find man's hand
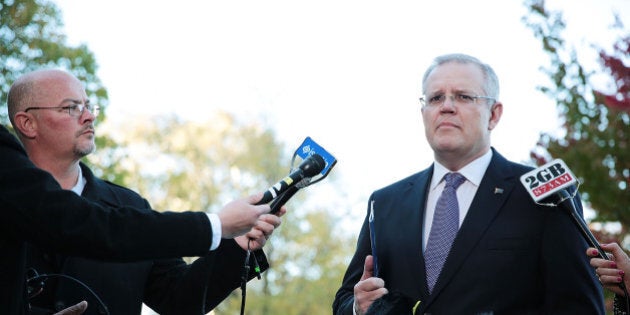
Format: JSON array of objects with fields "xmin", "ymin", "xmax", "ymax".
[
  {"xmin": 53, "ymin": 301, "xmax": 87, "ymax": 315},
  {"xmin": 353, "ymin": 255, "xmax": 388, "ymax": 315},
  {"xmin": 218, "ymin": 193, "xmax": 270, "ymax": 239},
  {"xmin": 235, "ymin": 206, "xmax": 286, "ymax": 251}
]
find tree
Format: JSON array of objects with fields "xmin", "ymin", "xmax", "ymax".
[
  {"xmin": 90, "ymin": 112, "xmax": 287, "ymax": 212},
  {"xmin": 523, "ymin": 1, "xmax": 629, "ymax": 310},
  {"xmin": 215, "ymin": 197, "xmax": 355, "ymax": 315},
  {"xmin": 522, "ymin": 0, "xmax": 629, "ymax": 227},
  {"xmin": 1, "ymin": 0, "xmax": 109, "ymax": 144},
  {"xmin": 94, "ymin": 112, "xmax": 354, "ymax": 315}
]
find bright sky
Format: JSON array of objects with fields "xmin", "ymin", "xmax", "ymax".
[{"xmin": 51, "ymin": 0, "xmax": 628, "ymax": 221}]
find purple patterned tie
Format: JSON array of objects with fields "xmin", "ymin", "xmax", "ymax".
[{"xmin": 424, "ymin": 172, "xmax": 466, "ymax": 293}]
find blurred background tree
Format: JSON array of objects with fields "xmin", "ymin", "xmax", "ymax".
[
  {"xmin": 523, "ymin": 0, "xmax": 629, "ymax": 231},
  {"xmin": 523, "ymin": 0, "xmax": 629, "ymax": 311},
  {"xmin": 96, "ymin": 112, "xmax": 353, "ymax": 315},
  {"xmin": 1, "ymin": 0, "xmax": 113, "ymax": 172},
  {"xmin": 2, "ymin": 1, "xmax": 354, "ymax": 313},
  {"xmin": 1, "ymin": 0, "xmax": 107, "ymax": 124}
]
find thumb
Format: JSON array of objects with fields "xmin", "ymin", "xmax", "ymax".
[
  {"xmin": 248, "ymin": 192, "xmax": 265, "ymax": 205},
  {"xmin": 605, "ymin": 243, "xmax": 626, "ymax": 259},
  {"xmin": 360, "ymin": 255, "xmax": 374, "ymax": 281},
  {"xmin": 53, "ymin": 301, "xmax": 88, "ymax": 315},
  {"xmin": 247, "ymin": 193, "xmax": 270, "ymax": 215}
]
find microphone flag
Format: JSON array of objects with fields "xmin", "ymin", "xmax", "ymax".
[{"xmin": 519, "ymin": 159, "xmax": 578, "ymax": 202}]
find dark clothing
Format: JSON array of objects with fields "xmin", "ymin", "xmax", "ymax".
[
  {"xmin": 333, "ymin": 149, "xmax": 605, "ymax": 314},
  {"xmin": 27, "ymin": 163, "xmax": 267, "ymax": 314},
  {"xmin": 0, "ymin": 124, "xmax": 212, "ymax": 314}
]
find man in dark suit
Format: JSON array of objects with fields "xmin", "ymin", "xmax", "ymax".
[
  {"xmin": 25, "ymin": 164, "xmax": 276, "ymax": 314},
  {"xmin": 333, "ymin": 53, "xmax": 605, "ymax": 314},
  {"xmin": 1, "ymin": 70, "xmax": 274, "ymax": 314},
  {"xmin": 7, "ymin": 68, "xmax": 282, "ymax": 314}
]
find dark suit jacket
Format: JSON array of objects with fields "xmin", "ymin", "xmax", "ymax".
[
  {"xmin": 0, "ymin": 125, "xmax": 213, "ymax": 314},
  {"xmin": 27, "ymin": 163, "xmax": 268, "ymax": 314},
  {"xmin": 333, "ymin": 149, "xmax": 604, "ymax": 314}
]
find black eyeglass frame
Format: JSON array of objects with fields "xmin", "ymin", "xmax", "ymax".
[{"xmin": 24, "ymin": 103, "xmax": 100, "ymax": 117}]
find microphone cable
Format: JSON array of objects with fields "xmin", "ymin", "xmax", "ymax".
[
  {"xmin": 536, "ymin": 186, "xmax": 630, "ymax": 314},
  {"xmin": 240, "ymin": 240, "xmax": 261, "ymax": 315},
  {"xmin": 567, "ymin": 195, "xmax": 630, "ymax": 315},
  {"xmin": 27, "ymin": 268, "xmax": 110, "ymax": 315}
]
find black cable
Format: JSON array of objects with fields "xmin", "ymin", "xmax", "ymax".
[
  {"xmin": 240, "ymin": 242, "xmax": 252, "ymax": 315},
  {"xmin": 252, "ymin": 251, "xmax": 262, "ymax": 280},
  {"xmin": 564, "ymin": 195, "xmax": 630, "ymax": 314},
  {"xmin": 27, "ymin": 268, "xmax": 110, "ymax": 315},
  {"xmin": 624, "ymin": 288, "xmax": 630, "ymax": 315}
]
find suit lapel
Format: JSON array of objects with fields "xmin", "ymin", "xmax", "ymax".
[
  {"xmin": 79, "ymin": 163, "xmax": 120, "ymax": 205},
  {"xmin": 401, "ymin": 167, "xmax": 433, "ymax": 299}
]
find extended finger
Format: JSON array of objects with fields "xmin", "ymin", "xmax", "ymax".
[
  {"xmin": 599, "ymin": 274, "xmax": 623, "ymax": 286},
  {"xmin": 255, "ymin": 218, "xmax": 278, "ymax": 235},
  {"xmin": 260, "ymin": 214, "xmax": 282, "ymax": 228},
  {"xmin": 53, "ymin": 301, "xmax": 88, "ymax": 315},
  {"xmin": 590, "ymin": 259, "xmax": 605, "ymax": 269},
  {"xmin": 246, "ymin": 228, "xmax": 264, "ymax": 240}
]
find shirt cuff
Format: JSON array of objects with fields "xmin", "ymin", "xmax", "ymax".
[{"xmin": 207, "ymin": 213, "xmax": 222, "ymax": 251}]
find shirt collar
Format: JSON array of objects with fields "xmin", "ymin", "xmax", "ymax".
[
  {"xmin": 430, "ymin": 149, "xmax": 493, "ymax": 189},
  {"xmin": 70, "ymin": 164, "xmax": 87, "ymax": 195}
]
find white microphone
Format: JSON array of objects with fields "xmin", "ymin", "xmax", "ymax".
[
  {"xmin": 520, "ymin": 159, "xmax": 608, "ymax": 260},
  {"xmin": 521, "ymin": 158, "xmax": 629, "ymax": 297}
]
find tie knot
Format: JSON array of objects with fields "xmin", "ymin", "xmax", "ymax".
[{"xmin": 444, "ymin": 172, "xmax": 466, "ymax": 189}]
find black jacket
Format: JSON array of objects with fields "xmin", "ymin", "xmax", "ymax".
[
  {"xmin": 333, "ymin": 149, "xmax": 604, "ymax": 314},
  {"xmin": 0, "ymin": 124, "xmax": 214, "ymax": 314},
  {"xmin": 27, "ymin": 163, "xmax": 268, "ymax": 314}
]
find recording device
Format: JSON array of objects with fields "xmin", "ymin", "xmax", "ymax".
[
  {"xmin": 519, "ymin": 159, "xmax": 606, "ymax": 257},
  {"xmin": 520, "ymin": 159, "xmax": 629, "ymax": 299},
  {"xmin": 256, "ymin": 137, "xmax": 337, "ymax": 214},
  {"xmin": 256, "ymin": 153, "xmax": 326, "ymax": 206},
  {"xmin": 241, "ymin": 137, "xmax": 337, "ymax": 315}
]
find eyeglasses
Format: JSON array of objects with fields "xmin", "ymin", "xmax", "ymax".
[
  {"xmin": 24, "ymin": 103, "xmax": 100, "ymax": 117},
  {"xmin": 419, "ymin": 93, "xmax": 495, "ymax": 108}
]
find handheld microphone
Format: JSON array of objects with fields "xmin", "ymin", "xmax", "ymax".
[
  {"xmin": 520, "ymin": 159, "xmax": 606, "ymax": 258},
  {"xmin": 520, "ymin": 159, "xmax": 628, "ymax": 296},
  {"xmin": 256, "ymin": 153, "xmax": 326, "ymax": 206}
]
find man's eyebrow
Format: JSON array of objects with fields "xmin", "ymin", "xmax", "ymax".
[{"xmin": 61, "ymin": 98, "xmax": 86, "ymax": 105}]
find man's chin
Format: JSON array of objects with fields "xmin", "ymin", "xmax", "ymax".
[
  {"xmin": 75, "ymin": 144, "xmax": 96, "ymax": 157},
  {"xmin": 431, "ymin": 138, "xmax": 462, "ymax": 153}
]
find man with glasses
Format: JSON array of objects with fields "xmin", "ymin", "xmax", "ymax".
[
  {"xmin": 3, "ymin": 69, "xmax": 281, "ymax": 314},
  {"xmin": 333, "ymin": 53, "xmax": 604, "ymax": 314}
]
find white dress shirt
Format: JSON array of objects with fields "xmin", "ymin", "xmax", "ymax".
[{"xmin": 422, "ymin": 149, "xmax": 493, "ymax": 250}]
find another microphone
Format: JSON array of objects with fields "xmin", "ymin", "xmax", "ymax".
[
  {"xmin": 520, "ymin": 159, "xmax": 606, "ymax": 258},
  {"xmin": 256, "ymin": 153, "xmax": 326, "ymax": 206},
  {"xmin": 520, "ymin": 159, "xmax": 629, "ymax": 299}
]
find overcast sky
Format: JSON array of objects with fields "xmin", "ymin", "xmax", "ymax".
[{"xmin": 51, "ymin": 0, "xmax": 628, "ymax": 220}]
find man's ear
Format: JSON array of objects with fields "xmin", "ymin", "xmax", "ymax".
[
  {"xmin": 13, "ymin": 112, "xmax": 38, "ymax": 139},
  {"xmin": 488, "ymin": 102, "xmax": 503, "ymax": 131}
]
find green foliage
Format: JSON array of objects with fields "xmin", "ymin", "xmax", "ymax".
[
  {"xmin": 0, "ymin": 0, "xmax": 108, "ymax": 124},
  {"xmin": 215, "ymin": 204, "xmax": 355, "ymax": 315},
  {"xmin": 522, "ymin": 0, "xmax": 630, "ymax": 228},
  {"xmin": 91, "ymin": 113, "xmax": 355, "ymax": 315},
  {"xmin": 2, "ymin": 1, "xmax": 356, "ymax": 312},
  {"xmin": 89, "ymin": 112, "xmax": 287, "ymax": 212},
  {"xmin": 523, "ymin": 2, "xmax": 629, "ymax": 311}
]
